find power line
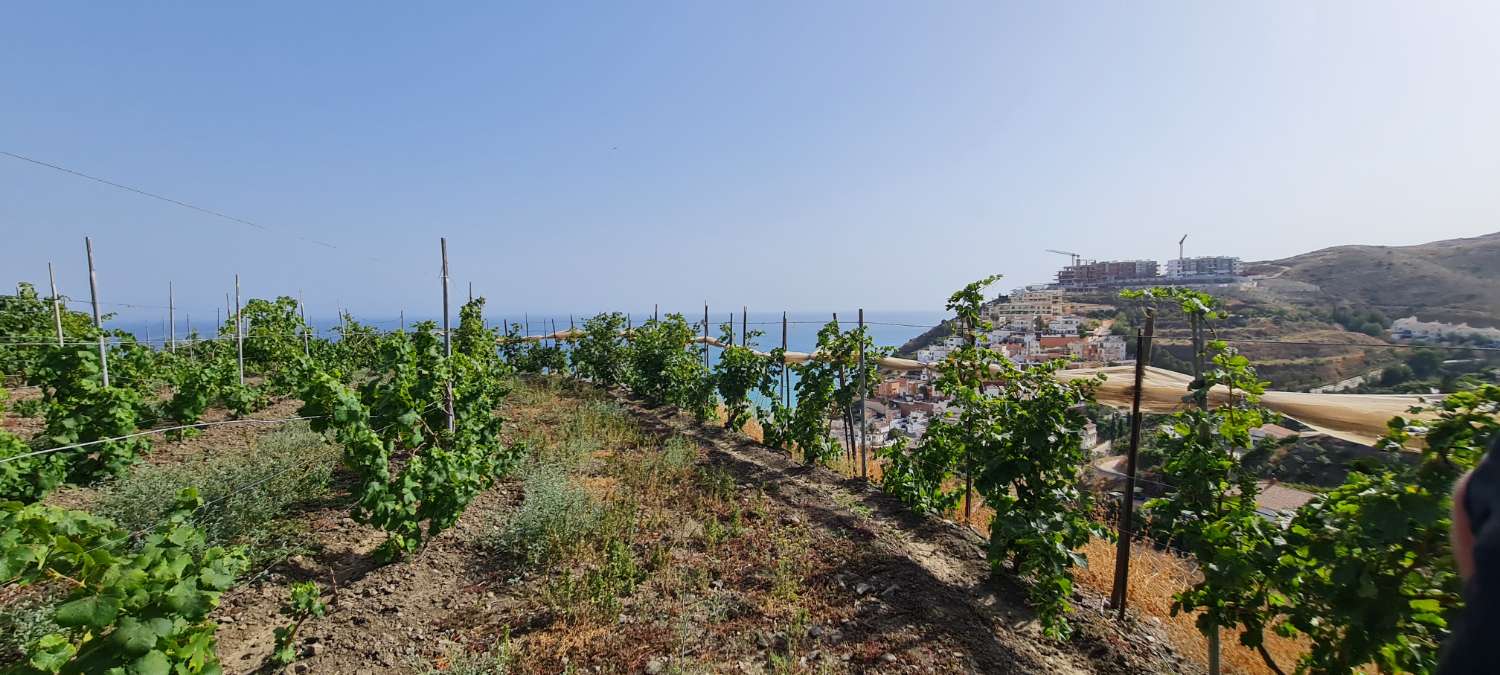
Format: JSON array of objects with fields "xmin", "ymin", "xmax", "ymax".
[{"xmin": 0, "ymin": 151, "xmax": 394, "ymax": 261}]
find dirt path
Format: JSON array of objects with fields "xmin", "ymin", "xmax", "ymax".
[{"xmin": 617, "ymin": 395, "xmax": 1189, "ymax": 675}]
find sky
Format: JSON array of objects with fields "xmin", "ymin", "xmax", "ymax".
[{"xmin": 4, "ymin": 1, "xmax": 1498, "ymax": 325}]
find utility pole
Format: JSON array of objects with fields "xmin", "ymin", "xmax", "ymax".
[{"xmin": 84, "ymin": 237, "xmax": 109, "ymax": 387}]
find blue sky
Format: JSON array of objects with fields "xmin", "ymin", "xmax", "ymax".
[{"xmin": 4, "ymin": 2, "xmax": 1497, "ymax": 323}]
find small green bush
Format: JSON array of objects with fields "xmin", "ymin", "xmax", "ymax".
[
  {"xmin": 491, "ymin": 463, "xmax": 599, "ymax": 568},
  {"xmin": 95, "ymin": 423, "xmax": 336, "ymax": 564},
  {"xmin": 0, "ymin": 593, "xmax": 60, "ymax": 667}
]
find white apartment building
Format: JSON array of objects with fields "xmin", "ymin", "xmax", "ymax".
[
  {"xmin": 1166, "ymin": 256, "xmax": 1243, "ymax": 279},
  {"xmin": 1048, "ymin": 315, "xmax": 1084, "ymax": 334}
]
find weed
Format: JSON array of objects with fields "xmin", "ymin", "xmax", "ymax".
[
  {"xmin": 491, "ymin": 463, "xmax": 598, "ymax": 569},
  {"xmin": 703, "ymin": 516, "xmax": 727, "ymax": 550},
  {"xmin": 697, "ymin": 466, "xmax": 736, "ymax": 503},
  {"xmin": 423, "ymin": 628, "xmax": 517, "ymax": 674},
  {"xmin": 832, "ymin": 491, "xmax": 874, "ymax": 519},
  {"xmin": 95, "ymin": 423, "xmax": 336, "ymax": 564},
  {"xmin": 0, "ymin": 592, "xmax": 60, "ymax": 667},
  {"xmin": 585, "ymin": 538, "xmax": 642, "ymax": 621},
  {"xmin": 657, "ymin": 435, "xmax": 698, "ymax": 477},
  {"xmin": 770, "ymin": 534, "xmax": 808, "ymax": 603}
]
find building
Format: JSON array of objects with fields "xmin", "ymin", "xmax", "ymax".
[
  {"xmin": 1166, "ymin": 256, "xmax": 1243, "ymax": 280},
  {"xmin": 986, "ymin": 289, "xmax": 1074, "ymax": 323},
  {"xmin": 1055, "ymin": 260, "xmax": 1159, "ymax": 287},
  {"xmin": 1082, "ymin": 335, "xmax": 1127, "ymax": 362},
  {"xmin": 1047, "ymin": 315, "xmax": 1084, "ymax": 335}
]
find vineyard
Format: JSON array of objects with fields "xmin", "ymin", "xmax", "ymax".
[{"xmin": 1, "ymin": 252, "xmax": 1495, "ymax": 674}]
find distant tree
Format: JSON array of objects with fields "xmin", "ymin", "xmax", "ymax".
[
  {"xmin": 1380, "ymin": 363, "xmax": 1413, "ymax": 386},
  {"xmin": 1405, "ymin": 349, "xmax": 1443, "ymax": 379}
]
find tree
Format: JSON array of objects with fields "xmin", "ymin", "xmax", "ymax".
[
  {"xmin": 1381, "ymin": 363, "xmax": 1414, "ymax": 386},
  {"xmin": 1405, "ymin": 349, "xmax": 1443, "ymax": 379}
]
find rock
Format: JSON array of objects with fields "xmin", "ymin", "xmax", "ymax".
[
  {"xmin": 294, "ymin": 665, "xmax": 308, "ymax": 674},
  {"xmin": 855, "ymin": 583, "xmax": 874, "ymax": 596},
  {"xmin": 808, "ymin": 625, "xmax": 825, "ymax": 638},
  {"xmin": 881, "ymin": 653, "xmax": 898, "ymax": 664},
  {"xmin": 880, "ymin": 584, "xmax": 900, "ymax": 598},
  {"xmin": 756, "ymin": 632, "xmax": 771, "ymax": 648},
  {"xmin": 780, "ymin": 514, "xmax": 801, "ymax": 526},
  {"xmin": 304, "ymin": 642, "xmax": 324, "ymax": 657},
  {"xmin": 219, "ymin": 616, "xmax": 235, "ymax": 624},
  {"xmin": 646, "ymin": 657, "xmax": 666, "ymax": 674}
]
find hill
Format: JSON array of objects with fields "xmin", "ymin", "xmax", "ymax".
[{"xmin": 1247, "ymin": 230, "xmax": 1500, "ymax": 328}]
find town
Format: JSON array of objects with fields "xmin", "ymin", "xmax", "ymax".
[{"xmin": 866, "ymin": 252, "xmax": 1248, "ymax": 445}]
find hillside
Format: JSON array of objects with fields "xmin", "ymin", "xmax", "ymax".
[{"xmin": 1247, "ymin": 230, "xmax": 1500, "ymax": 328}]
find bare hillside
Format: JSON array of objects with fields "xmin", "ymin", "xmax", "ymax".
[{"xmin": 1248, "ymin": 231, "xmax": 1500, "ymax": 327}]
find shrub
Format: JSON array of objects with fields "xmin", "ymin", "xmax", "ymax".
[
  {"xmin": 95, "ymin": 423, "xmax": 337, "ymax": 564},
  {"xmin": 491, "ymin": 463, "xmax": 599, "ymax": 569}
]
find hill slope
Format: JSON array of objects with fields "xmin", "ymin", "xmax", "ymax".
[{"xmin": 1247, "ymin": 231, "xmax": 1500, "ymax": 328}]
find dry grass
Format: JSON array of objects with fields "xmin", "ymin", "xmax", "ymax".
[
  {"xmin": 1074, "ymin": 537, "xmax": 1307, "ymax": 675},
  {"xmin": 807, "ymin": 435, "xmax": 1309, "ymax": 675}
]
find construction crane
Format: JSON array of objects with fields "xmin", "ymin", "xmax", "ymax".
[
  {"xmin": 1178, "ymin": 235, "xmax": 1187, "ymax": 261},
  {"xmin": 1045, "ymin": 249, "xmax": 1082, "ymax": 267}
]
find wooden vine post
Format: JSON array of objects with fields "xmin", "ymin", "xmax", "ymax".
[
  {"xmin": 781, "ymin": 311, "xmax": 789, "ymax": 408},
  {"xmin": 234, "ymin": 273, "xmax": 244, "ymax": 385},
  {"xmin": 299, "ymin": 292, "xmax": 310, "ymax": 357},
  {"xmin": 1110, "ymin": 309, "xmax": 1154, "ymax": 617},
  {"xmin": 858, "ymin": 308, "xmax": 868, "ymax": 479},
  {"xmin": 47, "ymin": 261, "xmax": 63, "ymax": 347},
  {"xmin": 168, "ymin": 281, "xmax": 175, "ymax": 353},
  {"xmin": 440, "ymin": 238, "xmax": 455, "ymax": 432},
  {"xmin": 962, "ymin": 316, "xmax": 974, "ymax": 524},
  {"xmin": 84, "ymin": 237, "xmax": 109, "ymax": 387}
]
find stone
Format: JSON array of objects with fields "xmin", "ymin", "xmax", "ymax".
[{"xmin": 646, "ymin": 658, "xmax": 666, "ymax": 674}]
